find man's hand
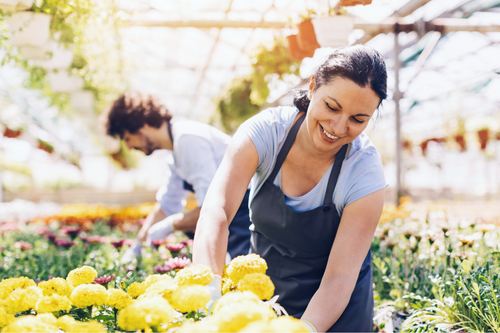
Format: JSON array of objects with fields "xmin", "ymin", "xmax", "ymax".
[
  {"xmin": 120, "ymin": 241, "xmax": 142, "ymax": 264},
  {"xmin": 206, "ymin": 275, "xmax": 222, "ymax": 314},
  {"xmin": 146, "ymin": 215, "xmax": 176, "ymax": 246}
]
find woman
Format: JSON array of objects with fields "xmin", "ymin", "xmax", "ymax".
[{"xmin": 193, "ymin": 45, "xmax": 387, "ymax": 332}]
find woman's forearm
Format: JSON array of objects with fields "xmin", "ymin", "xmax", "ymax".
[
  {"xmin": 192, "ymin": 206, "xmax": 230, "ymax": 276},
  {"xmin": 301, "ymin": 275, "xmax": 356, "ymax": 332}
]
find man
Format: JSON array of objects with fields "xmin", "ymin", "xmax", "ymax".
[{"xmin": 104, "ymin": 92, "xmax": 251, "ymax": 262}]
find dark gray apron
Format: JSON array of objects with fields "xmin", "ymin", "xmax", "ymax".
[
  {"xmin": 249, "ymin": 114, "xmax": 373, "ymax": 332},
  {"xmin": 168, "ymin": 122, "xmax": 251, "ymax": 258}
]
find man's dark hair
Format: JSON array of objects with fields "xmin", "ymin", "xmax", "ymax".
[{"xmin": 105, "ymin": 92, "xmax": 173, "ymax": 138}]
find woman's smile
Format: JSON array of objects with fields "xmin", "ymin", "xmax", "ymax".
[{"xmin": 319, "ymin": 124, "xmax": 340, "ymax": 142}]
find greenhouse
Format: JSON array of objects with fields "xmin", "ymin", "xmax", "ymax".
[{"xmin": 1, "ymin": 0, "xmax": 500, "ymax": 332}]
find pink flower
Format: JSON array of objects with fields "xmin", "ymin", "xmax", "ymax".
[
  {"xmin": 45, "ymin": 233, "xmax": 57, "ymax": 243},
  {"xmin": 1, "ymin": 223, "xmax": 19, "ymax": 233},
  {"xmin": 62, "ymin": 226, "xmax": 82, "ymax": 240},
  {"xmin": 35, "ymin": 226, "xmax": 51, "ymax": 235},
  {"xmin": 124, "ymin": 239, "xmax": 135, "ymax": 246},
  {"xmin": 55, "ymin": 239, "xmax": 77, "ymax": 249},
  {"xmin": 151, "ymin": 239, "xmax": 167, "ymax": 250},
  {"xmin": 94, "ymin": 274, "xmax": 115, "ymax": 286},
  {"xmin": 165, "ymin": 243, "xmax": 186, "ymax": 253},
  {"xmin": 124, "ymin": 265, "xmax": 136, "ymax": 271},
  {"xmin": 82, "ymin": 235, "xmax": 110, "ymax": 244},
  {"xmin": 181, "ymin": 239, "xmax": 194, "ymax": 247},
  {"xmin": 166, "ymin": 233, "xmax": 177, "ymax": 243},
  {"xmin": 111, "ymin": 240, "xmax": 125, "ymax": 250},
  {"xmin": 153, "ymin": 264, "xmax": 173, "ymax": 274},
  {"xmin": 15, "ymin": 240, "xmax": 33, "ymax": 251},
  {"xmin": 165, "ymin": 257, "xmax": 191, "ymax": 270}
]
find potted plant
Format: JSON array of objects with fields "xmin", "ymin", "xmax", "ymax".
[
  {"xmin": 296, "ymin": 9, "xmax": 320, "ymax": 53},
  {"xmin": 340, "ymin": 0, "xmax": 372, "ymax": 6},
  {"xmin": 7, "ymin": 11, "xmax": 51, "ymax": 47},
  {"xmin": 286, "ymin": 34, "xmax": 315, "ymax": 61},
  {"xmin": 454, "ymin": 133, "xmax": 466, "ymax": 152},
  {"xmin": 477, "ymin": 127, "xmax": 489, "ymax": 150},
  {"xmin": 3, "ymin": 127, "xmax": 22, "ymax": 138},
  {"xmin": 47, "ymin": 71, "xmax": 84, "ymax": 93},
  {"xmin": 311, "ymin": 9, "xmax": 354, "ymax": 48},
  {"xmin": 0, "ymin": 0, "xmax": 33, "ymax": 11}
]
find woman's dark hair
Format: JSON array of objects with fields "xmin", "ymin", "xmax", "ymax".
[
  {"xmin": 293, "ymin": 45, "xmax": 388, "ymax": 112},
  {"xmin": 104, "ymin": 92, "xmax": 172, "ymax": 138}
]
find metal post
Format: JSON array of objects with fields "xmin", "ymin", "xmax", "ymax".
[{"xmin": 394, "ymin": 24, "xmax": 403, "ymax": 205}]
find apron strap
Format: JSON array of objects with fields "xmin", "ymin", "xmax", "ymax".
[
  {"xmin": 323, "ymin": 144, "xmax": 348, "ymax": 205},
  {"xmin": 268, "ymin": 113, "xmax": 306, "ymax": 183},
  {"xmin": 167, "ymin": 121, "xmax": 174, "ymax": 143}
]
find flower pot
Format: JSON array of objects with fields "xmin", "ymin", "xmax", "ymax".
[
  {"xmin": 8, "ymin": 12, "xmax": 51, "ymax": 47},
  {"xmin": 297, "ymin": 20, "xmax": 320, "ymax": 53},
  {"xmin": 48, "ymin": 72, "xmax": 84, "ymax": 93},
  {"xmin": 339, "ymin": 0, "xmax": 372, "ymax": 6},
  {"xmin": 286, "ymin": 34, "xmax": 315, "ymax": 61},
  {"xmin": 454, "ymin": 134, "xmax": 466, "ymax": 152},
  {"xmin": 0, "ymin": 0, "xmax": 33, "ymax": 11},
  {"xmin": 70, "ymin": 91, "xmax": 95, "ymax": 112},
  {"xmin": 3, "ymin": 127, "xmax": 22, "ymax": 138},
  {"xmin": 477, "ymin": 129, "xmax": 489, "ymax": 150},
  {"xmin": 32, "ymin": 41, "xmax": 73, "ymax": 69},
  {"xmin": 420, "ymin": 139, "xmax": 429, "ymax": 156},
  {"xmin": 311, "ymin": 16, "xmax": 354, "ymax": 48}
]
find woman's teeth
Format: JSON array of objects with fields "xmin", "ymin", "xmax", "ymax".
[{"xmin": 323, "ymin": 127, "xmax": 339, "ymax": 140}]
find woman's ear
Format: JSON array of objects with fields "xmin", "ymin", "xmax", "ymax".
[{"xmin": 308, "ymin": 75, "xmax": 316, "ymax": 100}]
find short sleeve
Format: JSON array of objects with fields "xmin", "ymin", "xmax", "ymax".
[
  {"xmin": 343, "ymin": 151, "xmax": 387, "ymax": 207},
  {"xmin": 156, "ymin": 167, "xmax": 188, "ymax": 216},
  {"xmin": 174, "ymin": 134, "xmax": 219, "ymax": 206}
]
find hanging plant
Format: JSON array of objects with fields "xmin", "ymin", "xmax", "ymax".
[
  {"xmin": 477, "ymin": 128, "xmax": 489, "ymax": 150},
  {"xmin": 297, "ymin": 19, "xmax": 320, "ymax": 53},
  {"xmin": 286, "ymin": 34, "xmax": 315, "ymax": 61},
  {"xmin": 454, "ymin": 133, "xmax": 466, "ymax": 152},
  {"xmin": 3, "ymin": 126, "xmax": 22, "ymax": 138},
  {"xmin": 311, "ymin": 7, "xmax": 354, "ymax": 49}
]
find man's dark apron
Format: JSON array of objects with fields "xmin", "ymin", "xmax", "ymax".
[
  {"xmin": 168, "ymin": 122, "xmax": 251, "ymax": 258},
  {"xmin": 249, "ymin": 114, "xmax": 373, "ymax": 332}
]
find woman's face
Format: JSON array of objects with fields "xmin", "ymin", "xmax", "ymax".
[{"xmin": 306, "ymin": 76, "xmax": 380, "ymax": 154}]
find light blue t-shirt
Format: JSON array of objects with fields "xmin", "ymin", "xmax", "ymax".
[
  {"xmin": 239, "ymin": 106, "xmax": 387, "ymax": 217},
  {"xmin": 156, "ymin": 118, "xmax": 231, "ymax": 216}
]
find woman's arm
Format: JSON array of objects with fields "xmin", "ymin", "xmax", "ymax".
[
  {"xmin": 301, "ymin": 189, "xmax": 384, "ymax": 331},
  {"xmin": 192, "ymin": 130, "xmax": 259, "ymax": 276}
]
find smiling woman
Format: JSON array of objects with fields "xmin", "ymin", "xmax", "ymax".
[{"xmin": 193, "ymin": 45, "xmax": 388, "ymax": 332}]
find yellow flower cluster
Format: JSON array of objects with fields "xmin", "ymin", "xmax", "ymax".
[
  {"xmin": 169, "ymin": 285, "xmax": 210, "ymax": 313},
  {"xmin": 64, "ymin": 320, "xmax": 107, "ymax": 333},
  {"xmin": 212, "ymin": 291, "xmax": 261, "ymax": 314},
  {"xmin": 36, "ymin": 294, "xmax": 72, "ymax": 313},
  {"xmin": 38, "ymin": 277, "xmax": 73, "ymax": 297},
  {"xmin": 1, "ymin": 314, "xmax": 59, "ymax": 332},
  {"xmin": 0, "ymin": 277, "xmax": 36, "ymax": 300},
  {"xmin": 142, "ymin": 279, "xmax": 178, "ymax": 301},
  {"xmin": 144, "ymin": 274, "xmax": 174, "ymax": 288},
  {"xmin": 240, "ymin": 316, "xmax": 310, "ymax": 332},
  {"xmin": 237, "ymin": 273, "xmax": 275, "ymax": 300},
  {"xmin": 56, "ymin": 315, "xmax": 77, "ymax": 331},
  {"xmin": 127, "ymin": 282, "xmax": 146, "ymax": 298},
  {"xmin": 4, "ymin": 286, "xmax": 43, "ymax": 313},
  {"xmin": 0, "ymin": 306, "xmax": 15, "ymax": 328},
  {"xmin": 66, "ymin": 266, "xmax": 98, "ymax": 287},
  {"xmin": 70, "ymin": 284, "xmax": 106, "ymax": 308},
  {"xmin": 175, "ymin": 264, "xmax": 214, "ymax": 286},
  {"xmin": 117, "ymin": 296, "xmax": 174, "ymax": 331},
  {"xmin": 225, "ymin": 254, "xmax": 268, "ymax": 283},
  {"xmin": 105, "ymin": 288, "xmax": 132, "ymax": 310},
  {"xmin": 210, "ymin": 299, "xmax": 275, "ymax": 332}
]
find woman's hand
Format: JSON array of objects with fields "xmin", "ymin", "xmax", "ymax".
[
  {"xmin": 192, "ymin": 130, "xmax": 259, "ymax": 276},
  {"xmin": 301, "ymin": 189, "xmax": 384, "ymax": 331}
]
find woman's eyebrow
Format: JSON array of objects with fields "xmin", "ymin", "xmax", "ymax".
[{"xmin": 326, "ymin": 97, "xmax": 342, "ymax": 109}]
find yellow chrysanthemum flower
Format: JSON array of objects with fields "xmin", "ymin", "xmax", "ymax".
[
  {"xmin": 5, "ymin": 286, "xmax": 43, "ymax": 313},
  {"xmin": 221, "ymin": 276, "xmax": 237, "ymax": 295},
  {"xmin": 64, "ymin": 320, "xmax": 107, "ymax": 333},
  {"xmin": 66, "ymin": 266, "xmax": 98, "ymax": 287},
  {"xmin": 70, "ymin": 284, "xmax": 106, "ymax": 308},
  {"xmin": 240, "ymin": 316, "xmax": 310, "ymax": 332},
  {"xmin": 212, "ymin": 291, "xmax": 261, "ymax": 314},
  {"xmin": 35, "ymin": 294, "xmax": 72, "ymax": 314},
  {"xmin": 36, "ymin": 313, "xmax": 57, "ymax": 326},
  {"xmin": 144, "ymin": 280, "xmax": 178, "ymax": 302},
  {"xmin": 127, "ymin": 282, "xmax": 147, "ymax": 298},
  {"xmin": 237, "ymin": 273, "xmax": 275, "ymax": 300},
  {"xmin": 144, "ymin": 274, "xmax": 174, "ymax": 288},
  {"xmin": 177, "ymin": 318, "xmax": 219, "ymax": 332},
  {"xmin": 175, "ymin": 265, "xmax": 214, "ymax": 286},
  {"xmin": 169, "ymin": 285, "xmax": 210, "ymax": 313},
  {"xmin": 38, "ymin": 278, "xmax": 73, "ymax": 297},
  {"xmin": 117, "ymin": 296, "xmax": 174, "ymax": 331},
  {"xmin": 105, "ymin": 288, "xmax": 133, "ymax": 310},
  {"xmin": 1, "ymin": 315, "xmax": 59, "ymax": 332},
  {"xmin": 226, "ymin": 254, "xmax": 267, "ymax": 283},
  {"xmin": 0, "ymin": 277, "xmax": 36, "ymax": 300},
  {"xmin": 211, "ymin": 301, "xmax": 275, "ymax": 332},
  {"xmin": 0, "ymin": 306, "xmax": 15, "ymax": 328},
  {"xmin": 56, "ymin": 315, "xmax": 77, "ymax": 331}
]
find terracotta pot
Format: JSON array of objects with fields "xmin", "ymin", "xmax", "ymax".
[
  {"xmin": 420, "ymin": 140, "xmax": 429, "ymax": 156},
  {"xmin": 297, "ymin": 20, "xmax": 320, "ymax": 53},
  {"xmin": 339, "ymin": 0, "xmax": 372, "ymax": 6},
  {"xmin": 286, "ymin": 34, "xmax": 315, "ymax": 61},
  {"xmin": 477, "ymin": 129, "xmax": 489, "ymax": 150},
  {"xmin": 3, "ymin": 127, "xmax": 22, "ymax": 138},
  {"xmin": 454, "ymin": 134, "xmax": 466, "ymax": 152}
]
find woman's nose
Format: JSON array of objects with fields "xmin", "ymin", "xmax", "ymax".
[{"xmin": 330, "ymin": 116, "xmax": 348, "ymax": 136}]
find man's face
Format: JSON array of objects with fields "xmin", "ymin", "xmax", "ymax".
[{"xmin": 122, "ymin": 126, "xmax": 158, "ymax": 155}]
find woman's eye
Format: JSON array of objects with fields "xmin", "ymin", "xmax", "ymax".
[
  {"xmin": 352, "ymin": 117, "xmax": 364, "ymax": 124},
  {"xmin": 326, "ymin": 103, "xmax": 338, "ymax": 111}
]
